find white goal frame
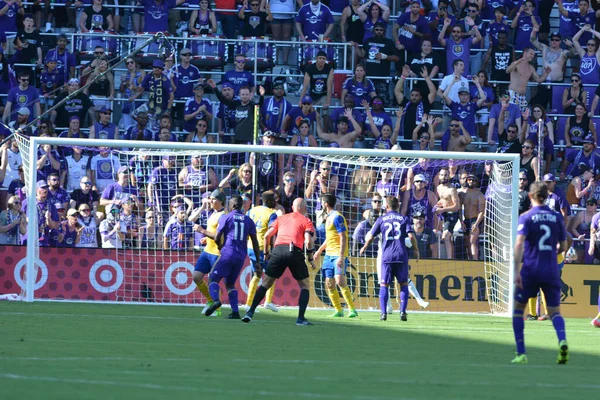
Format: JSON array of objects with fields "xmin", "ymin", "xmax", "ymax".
[{"xmin": 22, "ymin": 137, "xmax": 520, "ymax": 314}]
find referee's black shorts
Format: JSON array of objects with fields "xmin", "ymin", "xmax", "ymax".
[{"xmin": 265, "ymin": 244, "xmax": 309, "ymax": 281}]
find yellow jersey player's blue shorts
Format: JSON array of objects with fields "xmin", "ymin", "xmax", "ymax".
[
  {"xmin": 321, "ymin": 255, "xmax": 348, "ymax": 278},
  {"xmin": 248, "ymin": 248, "xmax": 267, "ymax": 272}
]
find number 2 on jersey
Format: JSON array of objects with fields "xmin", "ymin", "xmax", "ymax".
[
  {"xmin": 383, "ymin": 222, "xmax": 401, "ymax": 241},
  {"xmin": 538, "ymin": 224, "xmax": 552, "ymax": 251}
]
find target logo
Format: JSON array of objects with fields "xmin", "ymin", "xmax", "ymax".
[
  {"xmin": 89, "ymin": 259, "xmax": 124, "ymax": 293},
  {"xmin": 164, "ymin": 262, "xmax": 196, "ymax": 296},
  {"xmin": 14, "ymin": 258, "xmax": 48, "ymax": 291}
]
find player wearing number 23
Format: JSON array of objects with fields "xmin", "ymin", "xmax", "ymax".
[
  {"xmin": 201, "ymin": 196, "xmax": 261, "ymax": 319},
  {"xmin": 512, "ymin": 182, "xmax": 568, "ymax": 365}
]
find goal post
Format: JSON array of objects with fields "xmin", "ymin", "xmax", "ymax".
[{"xmin": 17, "ymin": 134, "xmax": 520, "ymax": 315}]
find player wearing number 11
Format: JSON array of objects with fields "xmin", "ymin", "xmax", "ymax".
[
  {"xmin": 512, "ymin": 182, "xmax": 569, "ymax": 365},
  {"xmin": 200, "ymin": 196, "xmax": 261, "ymax": 319},
  {"xmin": 360, "ymin": 196, "xmax": 418, "ymax": 321}
]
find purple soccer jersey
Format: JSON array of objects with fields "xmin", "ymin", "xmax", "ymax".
[
  {"xmin": 369, "ymin": 211, "xmax": 410, "ymax": 264},
  {"xmin": 183, "ymin": 98, "xmax": 213, "ymax": 132},
  {"xmin": 223, "ymin": 70, "xmax": 255, "ymax": 95},
  {"xmin": 517, "ymin": 205, "xmax": 566, "ymax": 283},
  {"xmin": 489, "ymin": 102, "xmax": 520, "ymax": 141},
  {"xmin": 445, "ymin": 38, "xmax": 473, "ymax": 77},
  {"xmin": 141, "ymin": 0, "xmax": 176, "ymax": 32},
  {"xmin": 396, "ymin": 12, "xmax": 430, "ymax": 54},
  {"xmin": 295, "ymin": 3, "xmax": 334, "ymax": 40},
  {"xmin": 567, "ymin": 10, "xmax": 596, "ymax": 46},
  {"xmin": 514, "ymin": 14, "xmax": 541, "ymax": 51},
  {"xmin": 450, "ymin": 101, "xmax": 479, "ymax": 135},
  {"xmin": 6, "ymin": 86, "xmax": 40, "ymax": 123},
  {"xmin": 164, "ymin": 218, "xmax": 194, "ymax": 249},
  {"xmin": 101, "ymin": 183, "xmax": 139, "ymax": 203},
  {"xmin": 216, "ymin": 210, "xmax": 257, "ymax": 260},
  {"xmin": 173, "ymin": 64, "xmax": 201, "ymax": 98}
]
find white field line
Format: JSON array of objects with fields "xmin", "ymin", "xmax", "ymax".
[
  {"xmin": 0, "ymin": 372, "xmax": 412, "ymax": 400},
  {"xmin": 0, "ymin": 311, "xmax": 597, "ymax": 335}
]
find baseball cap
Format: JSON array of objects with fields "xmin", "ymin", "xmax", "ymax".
[
  {"xmin": 37, "ymin": 180, "xmax": 49, "ymax": 189},
  {"xmin": 68, "ymin": 78, "xmax": 80, "ymax": 85},
  {"xmin": 494, "ymin": 5, "xmax": 506, "ymax": 14},
  {"xmin": 67, "ymin": 208, "xmax": 79, "ymax": 216},
  {"xmin": 583, "ymin": 133, "xmax": 595, "ymax": 144},
  {"xmin": 316, "ymin": 50, "xmax": 327, "ymax": 58},
  {"xmin": 301, "ymin": 95, "xmax": 313, "ymax": 104},
  {"xmin": 193, "ymin": 81, "xmax": 205, "ymax": 89},
  {"xmin": 180, "ymin": 48, "xmax": 192, "ymax": 56},
  {"xmin": 118, "ymin": 166, "xmax": 130, "ymax": 174},
  {"xmin": 57, "ymin": 33, "xmax": 68, "ymax": 41},
  {"xmin": 263, "ymin": 130, "xmax": 276, "ymax": 137},
  {"xmin": 587, "ymin": 198, "xmax": 598, "ymax": 205},
  {"xmin": 100, "ymin": 106, "xmax": 112, "ymax": 114},
  {"xmin": 54, "ymin": 202, "xmax": 65, "ymax": 210},
  {"xmin": 210, "ymin": 189, "xmax": 226, "ymax": 204},
  {"xmin": 222, "ymin": 82, "xmax": 234, "ymax": 89},
  {"xmin": 45, "ymin": 54, "xmax": 57, "ymax": 63},
  {"xmin": 152, "ymin": 59, "xmax": 165, "ymax": 69},
  {"xmin": 412, "ymin": 211, "xmax": 425, "ymax": 219},
  {"xmin": 373, "ymin": 21, "xmax": 386, "ymax": 29},
  {"xmin": 241, "ymin": 191, "xmax": 252, "ymax": 201},
  {"xmin": 175, "ymin": 206, "xmax": 186, "ymax": 213},
  {"xmin": 550, "ymin": 31, "xmax": 561, "ymax": 40},
  {"xmin": 69, "ymin": 116, "xmax": 80, "ymax": 122},
  {"xmin": 543, "ymin": 173, "xmax": 556, "ymax": 182},
  {"xmin": 468, "ymin": 173, "xmax": 479, "ymax": 181},
  {"xmin": 458, "ymin": 86, "xmax": 470, "ymax": 94},
  {"xmin": 414, "ymin": 174, "xmax": 428, "ymax": 183},
  {"xmin": 17, "ymin": 107, "xmax": 30, "ymax": 116}
]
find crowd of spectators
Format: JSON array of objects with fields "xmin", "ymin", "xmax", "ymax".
[{"xmin": 1, "ymin": 1, "xmax": 600, "ymax": 263}]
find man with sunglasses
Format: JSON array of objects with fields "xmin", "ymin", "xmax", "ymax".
[
  {"xmin": 461, "ymin": 174, "xmax": 485, "ymax": 260},
  {"xmin": 70, "ymin": 177, "xmax": 100, "ymax": 213},
  {"xmin": 174, "ymin": 48, "xmax": 202, "ymax": 129},
  {"xmin": 495, "ymin": 102, "xmax": 524, "ymax": 154},
  {"xmin": 572, "ymin": 25, "xmax": 600, "ymax": 90},
  {"xmin": 223, "ymin": 54, "xmax": 255, "ymax": 97},
  {"xmin": 487, "ymin": 91, "xmax": 522, "ymax": 149},
  {"xmin": 426, "ymin": 0, "xmax": 456, "ymax": 49},
  {"xmin": 295, "ymin": 0, "xmax": 334, "ymax": 41},
  {"xmin": 560, "ymin": 132, "xmax": 600, "ymax": 180},
  {"xmin": 393, "ymin": 1, "xmax": 429, "ymax": 58},
  {"xmin": 51, "ymin": 78, "xmax": 95, "ymax": 128},
  {"xmin": 401, "ymin": 173, "xmax": 437, "ymax": 231},
  {"xmin": 89, "ymin": 106, "xmax": 120, "ymax": 140},
  {"xmin": 47, "ymin": 172, "xmax": 69, "ymax": 211},
  {"xmin": 437, "ymin": 119, "xmax": 472, "ymax": 152},
  {"xmin": 260, "ymin": 82, "xmax": 292, "ymax": 140},
  {"xmin": 134, "ymin": 60, "xmax": 174, "ymax": 124},
  {"xmin": 2, "ymin": 72, "xmax": 40, "ymax": 125},
  {"xmin": 239, "ymin": 0, "xmax": 273, "ymax": 37},
  {"xmin": 438, "ymin": 17, "xmax": 482, "ymax": 77},
  {"xmin": 357, "ymin": 21, "xmax": 399, "ymax": 106}
]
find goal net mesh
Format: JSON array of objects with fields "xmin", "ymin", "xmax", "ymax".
[{"xmin": 14, "ymin": 135, "xmax": 515, "ymax": 315}]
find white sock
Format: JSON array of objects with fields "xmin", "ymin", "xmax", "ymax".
[
  {"xmin": 407, "ymin": 279, "xmax": 425, "ymax": 303},
  {"xmin": 45, "ymin": 22, "xmax": 52, "ymax": 32}
]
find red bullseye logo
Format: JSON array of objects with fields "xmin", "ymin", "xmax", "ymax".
[
  {"xmin": 14, "ymin": 258, "xmax": 48, "ymax": 291},
  {"xmin": 164, "ymin": 262, "xmax": 196, "ymax": 296},
  {"xmin": 89, "ymin": 259, "xmax": 123, "ymax": 293}
]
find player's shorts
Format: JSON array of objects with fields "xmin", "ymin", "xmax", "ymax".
[
  {"xmin": 248, "ymin": 248, "xmax": 267, "ymax": 272},
  {"xmin": 194, "ymin": 251, "xmax": 219, "ymax": 274},
  {"xmin": 509, "ymin": 90, "xmax": 528, "ymax": 111},
  {"xmin": 209, "ymin": 254, "xmax": 245, "ymax": 286},
  {"xmin": 265, "ymin": 244, "xmax": 310, "ymax": 281},
  {"xmin": 463, "ymin": 218, "xmax": 479, "ymax": 235},
  {"xmin": 442, "ymin": 212, "xmax": 459, "ymax": 232},
  {"xmin": 514, "ymin": 277, "xmax": 561, "ymax": 308},
  {"xmin": 380, "ymin": 262, "xmax": 408, "ymax": 285},
  {"xmin": 321, "ymin": 255, "xmax": 348, "ymax": 278}
]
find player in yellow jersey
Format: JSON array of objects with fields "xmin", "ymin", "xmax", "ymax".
[
  {"xmin": 314, "ymin": 193, "xmax": 358, "ymax": 318},
  {"xmin": 244, "ymin": 191, "xmax": 279, "ymax": 312},
  {"xmin": 193, "ymin": 190, "xmax": 226, "ymax": 316}
]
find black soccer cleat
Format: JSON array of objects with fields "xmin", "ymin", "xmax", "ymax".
[
  {"xmin": 241, "ymin": 312, "xmax": 254, "ymax": 323},
  {"xmin": 400, "ymin": 312, "xmax": 407, "ymax": 321},
  {"xmin": 296, "ymin": 318, "xmax": 313, "ymax": 326},
  {"xmin": 204, "ymin": 300, "xmax": 222, "ymax": 317},
  {"xmin": 228, "ymin": 312, "xmax": 241, "ymax": 319},
  {"xmin": 380, "ymin": 314, "xmax": 387, "ymax": 321}
]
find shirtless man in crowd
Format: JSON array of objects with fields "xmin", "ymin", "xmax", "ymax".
[
  {"xmin": 461, "ymin": 174, "xmax": 485, "ymax": 260},
  {"xmin": 315, "ymin": 109, "xmax": 362, "ymax": 148},
  {"xmin": 506, "ymin": 47, "xmax": 552, "ymax": 110},
  {"xmin": 436, "ymin": 119, "xmax": 472, "ymax": 152},
  {"xmin": 435, "ymin": 167, "xmax": 461, "ymax": 259}
]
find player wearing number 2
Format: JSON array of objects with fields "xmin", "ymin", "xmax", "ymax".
[
  {"xmin": 314, "ymin": 193, "xmax": 358, "ymax": 318},
  {"xmin": 199, "ymin": 196, "xmax": 261, "ymax": 319},
  {"xmin": 360, "ymin": 196, "xmax": 418, "ymax": 321},
  {"xmin": 512, "ymin": 182, "xmax": 569, "ymax": 364}
]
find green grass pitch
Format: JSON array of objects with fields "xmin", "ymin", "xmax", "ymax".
[{"xmin": 0, "ymin": 302, "xmax": 598, "ymax": 400}]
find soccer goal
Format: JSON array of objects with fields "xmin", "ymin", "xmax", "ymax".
[{"xmin": 14, "ymin": 135, "xmax": 519, "ymax": 315}]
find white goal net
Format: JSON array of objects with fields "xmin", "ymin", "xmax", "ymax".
[{"xmin": 14, "ymin": 136, "xmax": 518, "ymax": 315}]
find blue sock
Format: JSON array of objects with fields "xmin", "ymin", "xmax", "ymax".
[
  {"xmin": 209, "ymin": 282, "xmax": 220, "ymax": 303},
  {"xmin": 379, "ymin": 285, "xmax": 389, "ymax": 315},
  {"xmin": 400, "ymin": 285, "xmax": 408, "ymax": 313},
  {"xmin": 551, "ymin": 312, "xmax": 567, "ymax": 342},
  {"xmin": 513, "ymin": 309, "xmax": 526, "ymax": 354},
  {"xmin": 228, "ymin": 289, "xmax": 239, "ymax": 313}
]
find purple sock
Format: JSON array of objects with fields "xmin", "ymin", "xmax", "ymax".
[
  {"xmin": 512, "ymin": 310, "xmax": 526, "ymax": 354},
  {"xmin": 551, "ymin": 313, "xmax": 567, "ymax": 342},
  {"xmin": 228, "ymin": 289, "xmax": 239, "ymax": 313},
  {"xmin": 400, "ymin": 285, "xmax": 408, "ymax": 313},
  {"xmin": 379, "ymin": 285, "xmax": 389, "ymax": 314},
  {"xmin": 209, "ymin": 282, "xmax": 220, "ymax": 303}
]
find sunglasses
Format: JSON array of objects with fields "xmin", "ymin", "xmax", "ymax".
[
  {"xmin": 197, "ymin": 124, "xmax": 208, "ymax": 128},
  {"xmin": 572, "ymin": 79, "xmax": 580, "ymax": 83},
  {"xmin": 321, "ymin": 168, "xmax": 330, "ymax": 171},
  {"xmin": 302, "ymin": 102, "xmax": 311, "ymax": 105},
  {"xmin": 81, "ymin": 181, "xmax": 91, "ymax": 185},
  {"xmin": 551, "ymin": 38, "xmax": 561, "ymax": 42},
  {"xmin": 49, "ymin": 178, "xmax": 58, "ymax": 182},
  {"xmin": 414, "ymin": 216, "xmax": 425, "ymax": 219},
  {"xmin": 522, "ymin": 145, "xmax": 532, "ymax": 149},
  {"xmin": 588, "ymin": 43, "xmax": 597, "ymax": 46},
  {"xmin": 374, "ymin": 28, "xmax": 384, "ymax": 32},
  {"xmin": 101, "ymin": 112, "xmax": 110, "ymax": 115},
  {"xmin": 450, "ymin": 124, "xmax": 459, "ymax": 127},
  {"xmin": 468, "ymin": 9, "xmax": 477, "ymax": 12},
  {"xmin": 519, "ymin": 178, "xmax": 527, "ymax": 181},
  {"xmin": 373, "ymin": 101, "xmax": 383, "ymax": 105},
  {"xmin": 243, "ymin": 170, "xmax": 252, "ymax": 173},
  {"xmin": 9, "ymin": 201, "xmax": 21, "ymax": 205},
  {"xmin": 40, "ymin": 125, "xmax": 47, "ymax": 129},
  {"xmin": 127, "ymin": 60, "xmax": 135, "ymax": 64},
  {"xmin": 372, "ymin": 200, "xmax": 382, "ymax": 203},
  {"xmin": 285, "ymin": 178, "xmax": 295, "ymax": 183},
  {"xmin": 251, "ymin": 3, "xmax": 259, "ymax": 5},
  {"xmin": 181, "ymin": 53, "xmax": 191, "ymax": 57},
  {"xmin": 236, "ymin": 59, "xmax": 246, "ymax": 63},
  {"xmin": 80, "ymin": 208, "xmax": 90, "ymax": 212},
  {"xmin": 507, "ymin": 130, "xmax": 517, "ymax": 134},
  {"xmin": 20, "ymin": 79, "xmax": 30, "ymax": 82},
  {"xmin": 94, "ymin": 51, "xmax": 105, "ymax": 55},
  {"xmin": 420, "ymin": 136, "xmax": 430, "ymax": 140},
  {"xmin": 414, "ymin": 180, "xmax": 425, "ymax": 183},
  {"xmin": 146, "ymin": 215, "xmax": 155, "ymax": 219},
  {"xmin": 452, "ymin": 30, "xmax": 461, "ymax": 34}
]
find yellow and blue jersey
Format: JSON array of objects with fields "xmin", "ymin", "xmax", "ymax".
[
  {"xmin": 325, "ymin": 210, "xmax": 348, "ymax": 257},
  {"xmin": 204, "ymin": 208, "xmax": 225, "ymax": 255},
  {"xmin": 247, "ymin": 205, "xmax": 278, "ymax": 251}
]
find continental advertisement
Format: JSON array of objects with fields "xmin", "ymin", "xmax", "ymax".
[{"xmin": 0, "ymin": 245, "xmax": 597, "ymax": 318}]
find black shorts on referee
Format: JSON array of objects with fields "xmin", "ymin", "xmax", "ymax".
[{"xmin": 265, "ymin": 244, "xmax": 309, "ymax": 281}]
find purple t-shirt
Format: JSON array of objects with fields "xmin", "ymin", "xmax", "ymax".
[
  {"xmin": 545, "ymin": 187, "xmax": 570, "ymax": 214},
  {"xmin": 489, "ymin": 103, "xmax": 520, "ymax": 141},
  {"xmin": 287, "ymin": 107, "xmax": 316, "ymax": 136},
  {"xmin": 426, "ymin": 12, "xmax": 456, "ymax": 48},
  {"xmin": 396, "ymin": 13, "xmax": 430, "ymax": 54},
  {"xmin": 172, "ymin": 64, "xmax": 201, "ymax": 98},
  {"xmin": 365, "ymin": 110, "xmax": 393, "ymax": 134},
  {"xmin": 445, "ymin": 38, "xmax": 473, "ymax": 77},
  {"xmin": 184, "ymin": 97, "xmax": 213, "ymax": 132},
  {"xmin": 450, "ymin": 101, "xmax": 479, "ymax": 135},
  {"xmin": 23, "ymin": 199, "xmax": 59, "ymax": 247},
  {"xmin": 0, "ymin": 1, "xmax": 19, "ymax": 35},
  {"xmin": 141, "ymin": 0, "xmax": 177, "ymax": 32},
  {"xmin": 261, "ymin": 96, "xmax": 292, "ymax": 133},
  {"xmin": 369, "ymin": 211, "xmax": 410, "ymax": 264},
  {"xmin": 48, "ymin": 188, "xmax": 70, "ymax": 206},
  {"xmin": 559, "ymin": 0, "xmax": 579, "ymax": 39},
  {"xmin": 40, "ymin": 70, "xmax": 61, "ymax": 96},
  {"xmin": 216, "ymin": 210, "xmax": 257, "ymax": 260},
  {"xmin": 101, "ymin": 183, "xmax": 139, "ymax": 202},
  {"xmin": 6, "ymin": 86, "xmax": 40, "ymax": 122},
  {"xmin": 148, "ymin": 166, "xmax": 178, "ymax": 210},
  {"xmin": 343, "ymin": 77, "xmax": 376, "ymax": 106},
  {"xmin": 45, "ymin": 48, "xmax": 77, "ymax": 84},
  {"xmin": 376, "ymin": 180, "xmax": 399, "ymax": 197},
  {"xmin": 223, "ymin": 70, "xmax": 255, "ymax": 95},
  {"xmin": 514, "ymin": 14, "xmax": 541, "ymax": 51},
  {"xmin": 295, "ymin": 3, "xmax": 334, "ymax": 40},
  {"xmin": 517, "ymin": 205, "xmax": 566, "ymax": 281},
  {"xmin": 487, "ymin": 21, "xmax": 510, "ymax": 47},
  {"xmin": 568, "ymin": 10, "xmax": 596, "ymax": 46},
  {"xmin": 164, "ymin": 218, "xmax": 194, "ymax": 249}
]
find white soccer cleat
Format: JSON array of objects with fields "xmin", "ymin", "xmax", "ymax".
[
  {"xmin": 387, "ymin": 303, "xmax": 393, "ymax": 315},
  {"xmin": 264, "ymin": 302, "xmax": 279, "ymax": 312},
  {"xmin": 417, "ymin": 299, "xmax": 430, "ymax": 309}
]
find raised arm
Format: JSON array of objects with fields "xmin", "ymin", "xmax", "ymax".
[
  {"xmin": 438, "ymin": 18, "xmax": 451, "ymax": 47},
  {"xmin": 572, "ymin": 26, "xmax": 587, "ymax": 57}
]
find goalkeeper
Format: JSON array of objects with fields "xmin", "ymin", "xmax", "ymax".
[{"xmin": 242, "ymin": 198, "xmax": 316, "ymax": 326}]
